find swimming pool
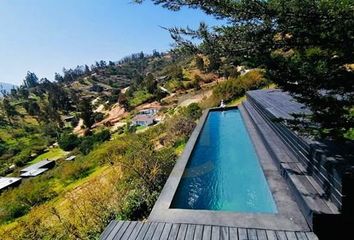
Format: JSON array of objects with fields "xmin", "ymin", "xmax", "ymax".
[{"xmin": 171, "ymin": 109, "xmax": 277, "ymax": 213}]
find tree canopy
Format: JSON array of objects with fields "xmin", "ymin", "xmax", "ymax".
[{"xmin": 139, "ymin": 0, "xmax": 354, "ymax": 140}]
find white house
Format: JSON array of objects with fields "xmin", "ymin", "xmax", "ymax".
[{"xmin": 132, "ymin": 115, "xmax": 155, "ymax": 126}]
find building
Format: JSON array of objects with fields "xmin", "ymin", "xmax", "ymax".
[
  {"xmin": 132, "ymin": 115, "xmax": 155, "ymax": 127},
  {"xmin": 0, "ymin": 177, "xmax": 22, "ymax": 192},
  {"xmin": 139, "ymin": 108, "xmax": 159, "ymax": 116},
  {"xmin": 20, "ymin": 159, "xmax": 55, "ymax": 178},
  {"xmin": 65, "ymin": 156, "xmax": 76, "ymax": 161},
  {"xmin": 20, "ymin": 169, "xmax": 49, "ymax": 178}
]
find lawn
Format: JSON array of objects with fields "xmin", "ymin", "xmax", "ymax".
[{"xmin": 29, "ymin": 147, "xmax": 67, "ymax": 164}]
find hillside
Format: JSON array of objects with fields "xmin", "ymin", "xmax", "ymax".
[{"xmin": 0, "ymin": 49, "xmax": 270, "ymax": 239}]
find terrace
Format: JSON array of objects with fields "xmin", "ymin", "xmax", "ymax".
[{"xmin": 100, "ymin": 89, "xmax": 353, "ymax": 240}]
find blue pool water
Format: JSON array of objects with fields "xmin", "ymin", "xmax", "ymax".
[{"xmin": 171, "ymin": 109, "xmax": 277, "ymax": 213}]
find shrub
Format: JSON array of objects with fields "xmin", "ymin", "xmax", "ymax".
[
  {"xmin": 117, "ymin": 189, "xmax": 150, "ymax": 220},
  {"xmin": 213, "ymin": 69, "xmax": 267, "ymax": 102},
  {"xmin": 78, "ymin": 130, "xmax": 111, "ymax": 155},
  {"xmin": 94, "ymin": 129, "xmax": 111, "ymax": 142},
  {"xmin": 183, "ymin": 103, "xmax": 202, "ymax": 120},
  {"xmin": 58, "ymin": 133, "xmax": 80, "ymax": 151}
]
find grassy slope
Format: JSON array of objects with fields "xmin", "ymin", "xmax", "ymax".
[{"xmin": 29, "ymin": 148, "xmax": 67, "ymax": 164}]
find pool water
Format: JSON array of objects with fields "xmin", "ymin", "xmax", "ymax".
[{"xmin": 171, "ymin": 109, "xmax": 277, "ymax": 213}]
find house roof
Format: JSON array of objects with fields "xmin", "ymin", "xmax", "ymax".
[
  {"xmin": 132, "ymin": 114, "xmax": 154, "ymax": 122},
  {"xmin": 0, "ymin": 177, "xmax": 21, "ymax": 190},
  {"xmin": 20, "ymin": 159, "xmax": 54, "ymax": 173},
  {"xmin": 20, "ymin": 168, "xmax": 48, "ymax": 177},
  {"xmin": 66, "ymin": 156, "xmax": 76, "ymax": 161}
]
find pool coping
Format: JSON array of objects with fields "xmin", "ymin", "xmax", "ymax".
[{"xmin": 148, "ymin": 106, "xmax": 309, "ymax": 231}]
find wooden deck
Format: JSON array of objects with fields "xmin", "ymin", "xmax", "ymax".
[
  {"xmin": 246, "ymin": 89, "xmax": 310, "ymax": 120},
  {"xmin": 100, "ymin": 221, "xmax": 318, "ymax": 240}
]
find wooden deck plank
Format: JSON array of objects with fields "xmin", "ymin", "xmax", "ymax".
[
  {"xmin": 100, "ymin": 221, "xmax": 319, "ymax": 240},
  {"xmin": 113, "ymin": 221, "xmax": 131, "ymax": 240},
  {"xmin": 136, "ymin": 222, "xmax": 151, "ymax": 240},
  {"xmin": 275, "ymin": 231, "xmax": 287, "ymax": 240},
  {"xmin": 193, "ymin": 225, "xmax": 204, "ymax": 240},
  {"xmin": 151, "ymin": 223, "xmax": 165, "ymax": 240},
  {"xmin": 159, "ymin": 223, "xmax": 172, "ymax": 240},
  {"xmin": 176, "ymin": 224, "xmax": 187, "ymax": 240},
  {"xmin": 144, "ymin": 222, "xmax": 158, "ymax": 240},
  {"xmin": 238, "ymin": 228, "xmax": 248, "ymax": 240},
  {"xmin": 256, "ymin": 230, "xmax": 267, "ymax": 240},
  {"xmin": 167, "ymin": 224, "xmax": 180, "ymax": 240},
  {"xmin": 100, "ymin": 221, "xmax": 118, "ymax": 240},
  {"xmin": 185, "ymin": 225, "xmax": 196, "ymax": 240},
  {"xmin": 127, "ymin": 222, "xmax": 144, "ymax": 240},
  {"xmin": 229, "ymin": 228, "xmax": 238, "ymax": 240},
  {"xmin": 247, "ymin": 229, "xmax": 257, "ymax": 240},
  {"xmin": 295, "ymin": 232, "xmax": 308, "ymax": 240},
  {"xmin": 211, "ymin": 226, "xmax": 220, "ymax": 240},
  {"xmin": 220, "ymin": 227, "xmax": 229, "ymax": 240},
  {"xmin": 285, "ymin": 231, "xmax": 297, "ymax": 240},
  {"xmin": 202, "ymin": 225, "xmax": 211, "ymax": 240},
  {"xmin": 106, "ymin": 221, "xmax": 124, "ymax": 240},
  {"xmin": 266, "ymin": 230, "xmax": 278, "ymax": 240},
  {"xmin": 305, "ymin": 232, "xmax": 319, "ymax": 240},
  {"xmin": 121, "ymin": 221, "xmax": 138, "ymax": 240}
]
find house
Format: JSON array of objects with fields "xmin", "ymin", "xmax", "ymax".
[
  {"xmin": 20, "ymin": 159, "xmax": 55, "ymax": 178},
  {"xmin": 132, "ymin": 115, "xmax": 155, "ymax": 126},
  {"xmin": 139, "ymin": 108, "xmax": 159, "ymax": 116},
  {"xmin": 0, "ymin": 177, "xmax": 22, "ymax": 192},
  {"xmin": 20, "ymin": 169, "xmax": 49, "ymax": 178}
]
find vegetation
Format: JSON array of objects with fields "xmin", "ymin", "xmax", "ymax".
[
  {"xmin": 0, "ymin": 108, "xmax": 197, "ymax": 239},
  {"xmin": 140, "ymin": 0, "xmax": 354, "ymax": 140}
]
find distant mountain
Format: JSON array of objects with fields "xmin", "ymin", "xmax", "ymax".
[{"xmin": 0, "ymin": 82, "xmax": 17, "ymax": 96}]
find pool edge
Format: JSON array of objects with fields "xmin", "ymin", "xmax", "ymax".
[{"xmin": 148, "ymin": 106, "xmax": 309, "ymax": 231}]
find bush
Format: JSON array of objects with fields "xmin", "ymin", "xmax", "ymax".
[
  {"xmin": 58, "ymin": 133, "xmax": 80, "ymax": 151},
  {"xmin": 94, "ymin": 129, "xmax": 111, "ymax": 142},
  {"xmin": 213, "ymin": 69, "xmax": 267, "ymax": 102},
  {"xmin": 78, "ymin": 130, "xmax": 111, "ymax": 155},
  {"xmin": 117, "ymin": 189, "xmax": 150, "ymax": 220},
  {"xmin": 183, "ymin": 103, "xmax": 202, "ymax": 120},
  {"xmin": 79, "ymin": 138, "xmax": 95, "ymax": 155}
]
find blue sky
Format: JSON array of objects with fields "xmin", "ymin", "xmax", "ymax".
[{"xmin": 0, "ymin": 0, "xmax": 219, "ymax": 85}]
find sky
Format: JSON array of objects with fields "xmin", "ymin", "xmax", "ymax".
[{"xmin": 0, "ymin": 0, "xmax": 220, "ymax": 85}]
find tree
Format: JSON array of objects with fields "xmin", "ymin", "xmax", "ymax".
[
  {"xmin": 139, "ymin": 0, "xmax": 354, "ymax": 140},
  {"xmin": 78, "ymin": 100, "xmax": 94, "ymax": 129},
  {"xmin": 54, "ymin": 73, "xmax": 64, "ymax": 83},
  {"xmin": 23, "ymin": 72, "xmax": 39, "ymax": 88},
  {"xmin": 58, "ymin": 133, "xmax": 80, "ymax": 151},
  {"xmin": 195, "ymin": 55, "xmax": 205, "ymax": 72},
  {"xmin": 144, "ymin": 73, "xmax": 156, "ymax": 94},
  {"xmin": 23, "ymin": 100, "xmax": 41, "ymax": 117},
  {"xmin": 118, "ymin": 93, "xmax": 130, "ymax": 111},
  {"xmin": 2, "ymin": 98, "xmax": 17, "ymax": 123},
  {"xmin": 84, "ymin": 65, "xmax": 90, "ymax": 74}
]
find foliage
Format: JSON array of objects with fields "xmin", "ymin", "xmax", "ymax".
[
  {"xmin": 213, "ymin": 70, "xmax": 267, "ymax": 102},
  {"xmin": 78, "ymin": 100, "xmax": 94, "ymax": 129},
  {"xmin": 182, "ymin": 103, "xmax": 202, "ymax": 120},
  {"xmin": 141, "ymin": 0, "xmax": 354, "ymax": 140},
  {"xmin": 0, "ymin": 179, "xmax": 57, "ymax": 224},
  {"xmin": 58, "ymin": 133, "xmax": 80, "ymax": 151}
]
